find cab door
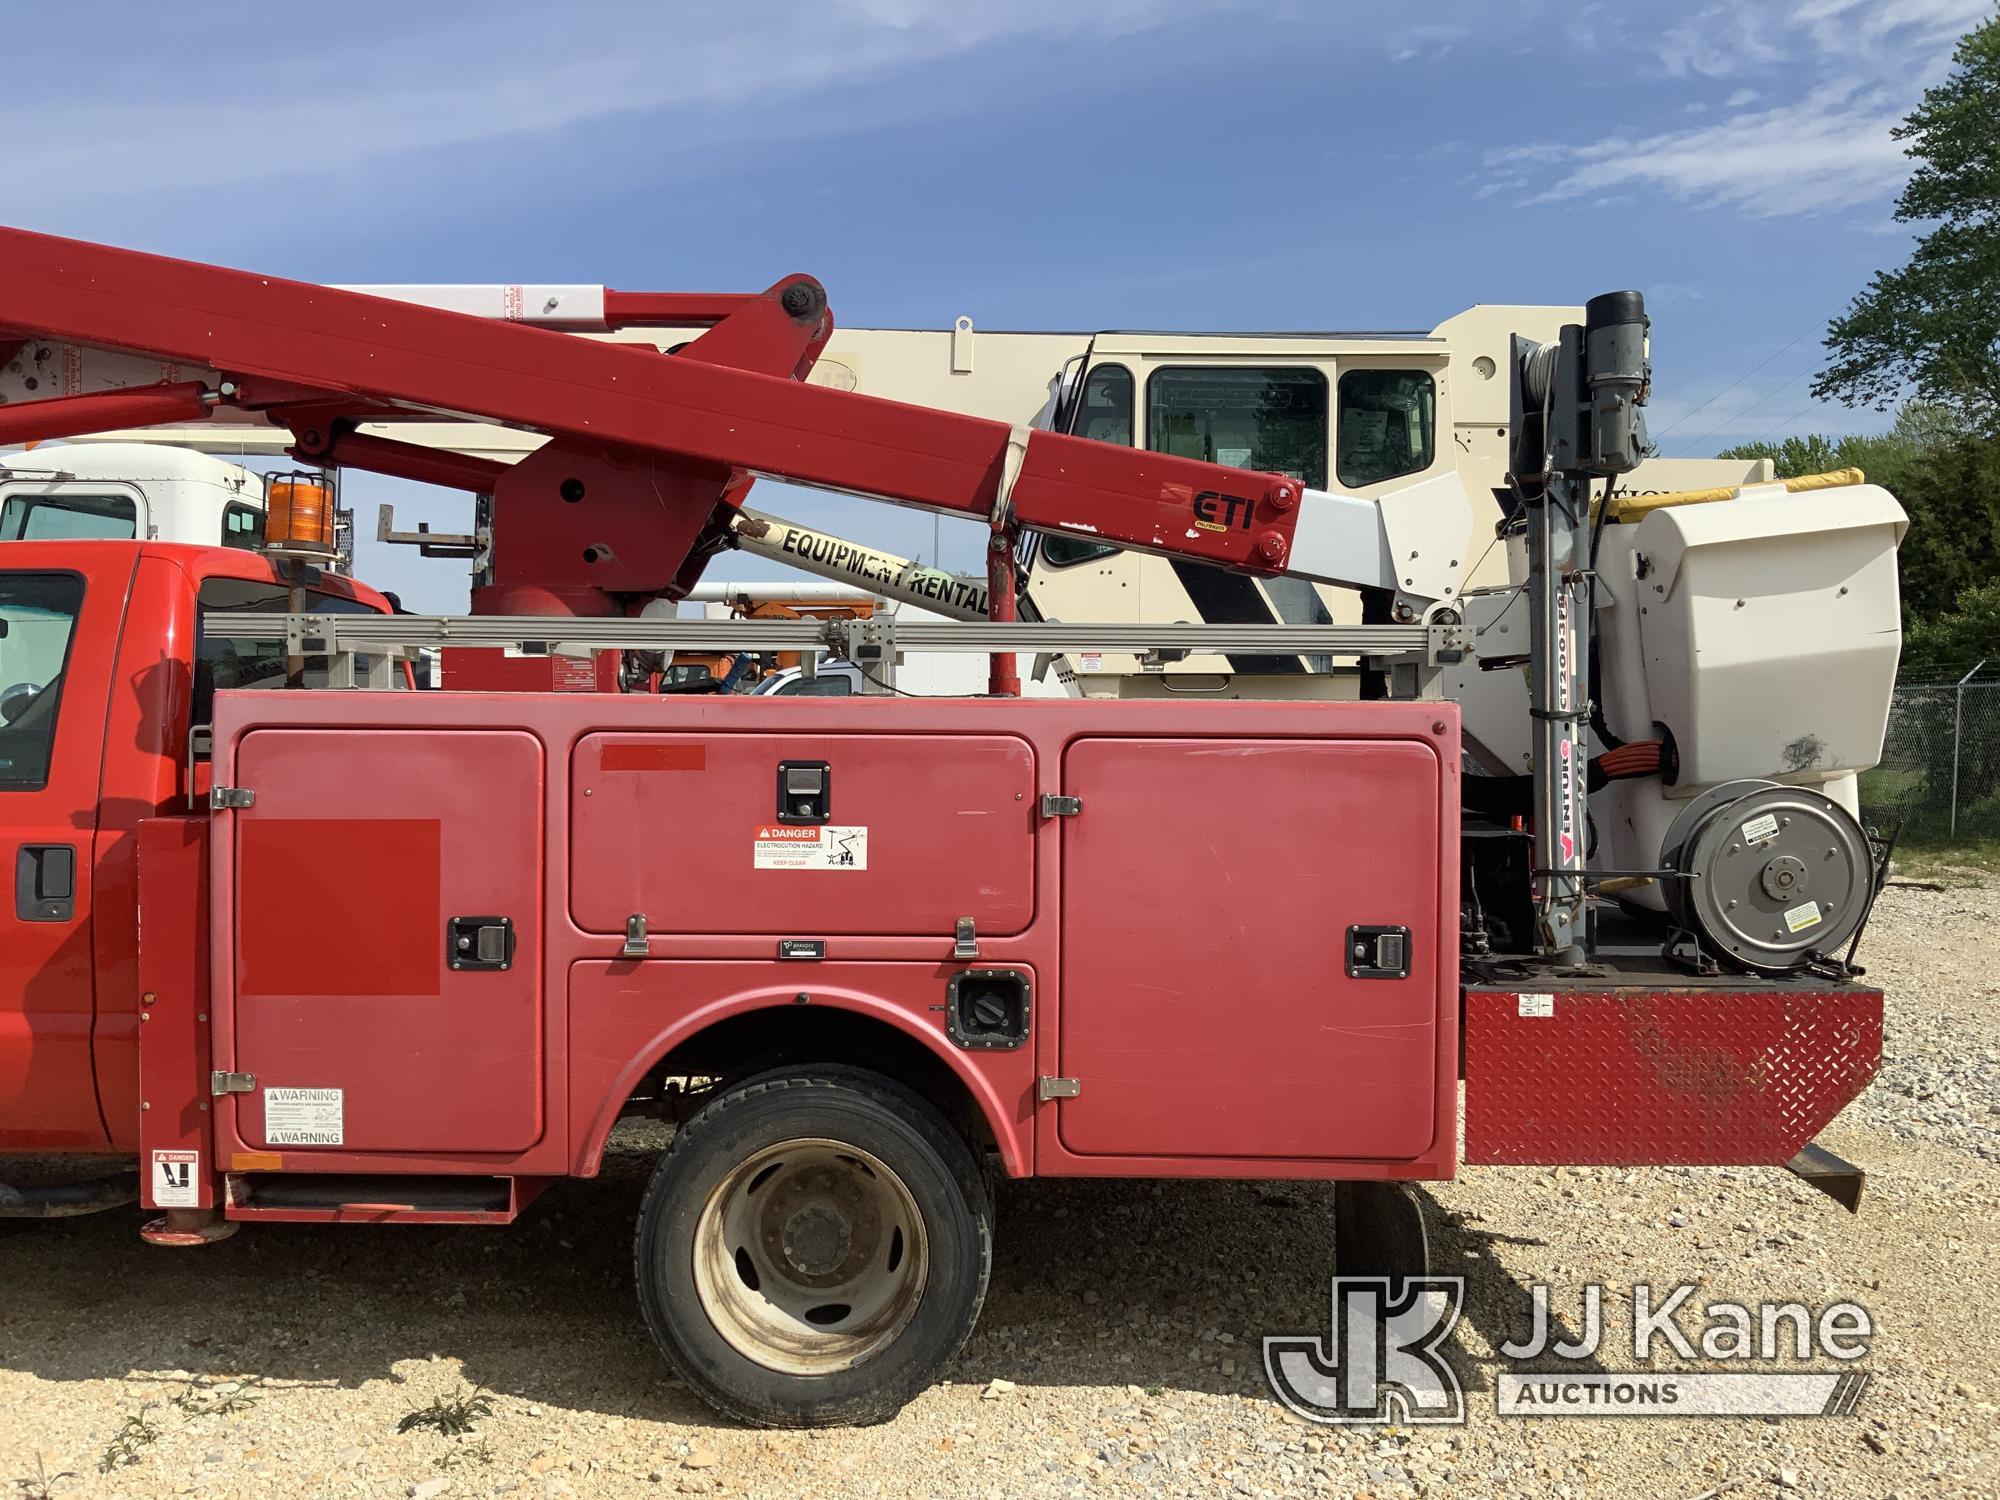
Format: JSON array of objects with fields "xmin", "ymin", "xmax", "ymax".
[{"xmin": 0, "ymin": 558, "xmax": 124, "ymax": 1149}]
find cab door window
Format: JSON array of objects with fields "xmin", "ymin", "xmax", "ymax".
[
  {"xmin": 1067, "ymin": 363, "xmax": 1134, "ymax": 447},
  {"xmin": 1336, "ymin": 369, "xmax": 1437, "ymax": 488},
  {"xmin": 0, "ymin": 572, "xmax": 86, "ymax": 791},
  {"xmin": 1146, "ymin": 367, "xmax": 1328, "ymax": 491}
]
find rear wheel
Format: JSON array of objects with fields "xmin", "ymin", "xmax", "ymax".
[{"xmin": 634, "ymin": 1067, "xmax": 991, "ymax": 1427}]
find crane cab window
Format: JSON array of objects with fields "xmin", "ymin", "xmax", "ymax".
[
  {"xmin": 1336, "ymin": 369, "xmax": 1436, "ymax": 489},
  {"xmin": 1068, "ymin": 363, "xmax": 1134, "ymax": 447},
  {"xmin": 1146, "ymin": 368, "xmax": 1327, "ymax": 492},
  {"xmin": 0, "ymin": 492, "xmax": 137, "ymax": 541}
]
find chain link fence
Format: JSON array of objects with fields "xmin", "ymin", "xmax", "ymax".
[{"xmin": 1860, "ymin": 679, "xmax": 2000, "ymax": 844}]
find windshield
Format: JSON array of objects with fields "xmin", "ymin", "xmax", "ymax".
[
  {"xmin": 0, "ymin": 492, "xmax": 138, "ymax": 541},
  {"xmin": 0, "ymin": 572, "xmax": 85, "ymax": 790}
]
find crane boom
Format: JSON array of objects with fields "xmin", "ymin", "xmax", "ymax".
[{"xmin": 0, "ymin": 226, "xmax": 1349, "ymax": 617}]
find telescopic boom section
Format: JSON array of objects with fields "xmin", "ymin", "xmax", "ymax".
[{"xmin": 0, "ymin": 227, "xmax": 1305, "ymax": 617}]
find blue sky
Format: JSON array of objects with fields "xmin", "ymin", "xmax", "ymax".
[{"xmin": 4, "ymin": 0, "xmax": 1986, "ymax": 609}]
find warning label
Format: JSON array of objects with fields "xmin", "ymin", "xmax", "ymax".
[
  {"xmin": 151, "ymin": 1149, "xmax": 199, "ymax": 1208},
  {"xmin": 753, "ymin": 824, "xmax": 868, "ymax": 871},
  {"xmin": 1784, "ymin": 901, "xmax": 1824, "ymax": 934},
  {"xmin": 264, "ymin": 1087, "xmax": 345, "ymax": 1146},
  {"xmin": 1517, "ymin": 992, "xmax": 1556, "ymax": 1018},
  {"xmin": 1740, "ymin": 812, "xmax": 1781, "ymax": 845}
]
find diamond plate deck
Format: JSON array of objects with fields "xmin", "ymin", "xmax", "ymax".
[{"xmin": 1463, "ymin": 987, "xmax": 1882, "ymax": 1165}]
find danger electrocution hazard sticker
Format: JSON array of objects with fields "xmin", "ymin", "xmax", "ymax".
[{"xmin": 753, "ymin": 824, "xmax": 868, "ymax": 871}]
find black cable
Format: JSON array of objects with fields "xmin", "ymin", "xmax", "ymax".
[{"xmin": 1586, "ymin": 477, "xmax": 1626, "ymax": 751}]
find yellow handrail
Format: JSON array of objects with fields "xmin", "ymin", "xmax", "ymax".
[{"xmin": 1605, "ymin": 467, "xmax": 1866, "ymax": 523}]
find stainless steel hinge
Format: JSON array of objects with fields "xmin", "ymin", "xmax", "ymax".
[
  {"xmin": 209, "ymin": 786, "xmax": 255, "ymax": 811},
  {"xmin": 1037, "ymin": 1076, "xmax": 1080, "ymax": 1101},
  {"xmin": 1040, "ymin": 794, "xmax": 1082, "ymax": 819},
  {"xmin": 210, "ymin": 1070, "xmax": 256, "ymax": 1096}
]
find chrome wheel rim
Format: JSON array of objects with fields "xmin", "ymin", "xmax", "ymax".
[{"xmin": 691, "ymin": 1137, "xmax": 929, "ymax": 1375}]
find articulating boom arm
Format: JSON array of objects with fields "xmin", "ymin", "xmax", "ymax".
[{"xmin": 0, "ymin": 227, "xmax": 1355, "ymax": 617}]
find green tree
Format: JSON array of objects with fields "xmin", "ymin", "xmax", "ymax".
[
  {"xmin": 1714, "ymin": 433, "xmax": 1840, "ymax": 477},
  {"xmin": 1903, "ymin": 578, "xmax": 2000, "ymax": 681},
  {"xmin": 1814, "ymin": 15, "xmax": 2000, "ymax": 431},
  {"xmin": 1720, "ymin": 404, "xmax": 2000, "ymax": 623}
]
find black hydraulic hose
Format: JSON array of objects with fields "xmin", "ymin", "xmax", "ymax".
[{"xmin": 1587, "ymin": 478, "xmax": 1626, "ymax": 751}]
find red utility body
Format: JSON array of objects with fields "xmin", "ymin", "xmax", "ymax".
[{"xmin": 181, "ymin": 689, "xmax": 1462, "ymax": 1204}]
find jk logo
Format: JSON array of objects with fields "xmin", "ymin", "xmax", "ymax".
[{"xmin": 1263, "ymin": 1277, "xmax": 1467, "ymax": 1425}]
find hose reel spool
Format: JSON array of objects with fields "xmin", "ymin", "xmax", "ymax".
[{"xmin": 1659, "ymin": 780, "xmax": 1874, "ymax": 973}]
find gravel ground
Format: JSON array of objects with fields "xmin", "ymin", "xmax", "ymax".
[{"xmin": 2, "ymin": 875, "xmax": 1995, "ymax": 1500}]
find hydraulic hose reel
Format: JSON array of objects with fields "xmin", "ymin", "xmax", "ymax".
[{"xmin": 1658, "ymin": 780, "xmax": 1876, "ymax": 973}]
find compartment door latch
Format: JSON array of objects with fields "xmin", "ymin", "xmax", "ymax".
[
  {"xmin": 448, "ymin": 915, "xmax": 516, "ymax": 971},
  {"xmin": 1346, "ymin": 924, "xmax": 1412, "ymax": 979}
]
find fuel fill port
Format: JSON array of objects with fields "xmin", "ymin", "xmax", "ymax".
[{"xmin": 945, "ymin": 969, "xmax": 1031, "ymax": 1050}]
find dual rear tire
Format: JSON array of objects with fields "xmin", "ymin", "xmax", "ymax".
[{"xmin": 633, "ymin": 1068, "xmax": 992, "ymax": 1427}]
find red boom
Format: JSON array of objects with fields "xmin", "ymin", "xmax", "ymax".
[{"xmin": 0, "ymin": 227, "xmax": 1305, "ymax": 616}]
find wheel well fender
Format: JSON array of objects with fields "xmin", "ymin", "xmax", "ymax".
[{"xmin": 572, "ymin": 987, "xmax": 1029, "ymax": 1178}]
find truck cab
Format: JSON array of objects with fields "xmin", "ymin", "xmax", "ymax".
[
  {"xmin": 0, "ymin": 541, "xmax": 394, "ymax": 1154},
  {"xmin": 0, "ymin": 442, "xmax": 275, "ymax": 549}
]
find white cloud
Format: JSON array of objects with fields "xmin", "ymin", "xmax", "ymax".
[
  {"xmin": 1387, "ymin": 23, "xmax": 1466, "ymax": 63},
  {"xmin": 1506, "ymin": 81, "xmax": 1914, "ymax": 215},
  {"xmin": 4, "ymin": 1, "xmax": 1224, "ymax": 210},
  {"xmin": 1493, "ymin": 0, "xmax": 1989, "ymax": 217},
  {"xmin": 1657, "ymin": 5, "xmax": 1786, "ymax": 78}
]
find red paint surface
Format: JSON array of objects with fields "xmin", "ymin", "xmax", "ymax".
[
  {"xmin": 570, "ymin": 731, "xmax": 1036, "ymax": 938},
  {"xmin": 136, "ymin": 818, "xmax": 215, "ymax": 1209},
  {"xmin": 440, "ymin": 649, "xmax": 616, "ymax": 692},
  {"xmin": 600, "ymin": 743, "xmax": 706, "ymax": 772},
  {"xmin": 1463, "ymin": 986, "xmax": 1883, "ymax": 1165},
  {"xmin": 0, "ymin": 552, "xmax": 129, "ymax": 1151},
  {"xmin": 239, "ymin": 819, "xmax": 441, "ymax": 997},
  {"xmin": 220, "ymin": 728, "xmax": 546, "ymax": 1154},
  {"xmin": 1057, "ymin": 737, "xmax": 1448, "ymax": 1162}
]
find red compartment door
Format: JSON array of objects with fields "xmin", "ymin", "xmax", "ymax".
[
  {"xmin": 570, "ymin": 732, "xmax": 1035, "ymax": 937},
  {"xmin": 1058, "ymin": 736, "xmax": 1444, "ymax": 1161},
  {"xmin": 225, "ymin": 728, "xmax": 545, "ymax": 1154}
]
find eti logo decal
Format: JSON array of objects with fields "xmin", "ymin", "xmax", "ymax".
[
  {"xmin": 1263, "ymin": 1277, "xmax": 1466, "ymax": 1425},
  {"xmin": 1191, "ymin": 490, "xmax": 1255, "ymax": 532}
]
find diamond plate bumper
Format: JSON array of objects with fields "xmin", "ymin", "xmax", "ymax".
[{"xmin": 1463, "ymin": 986, "xmax": 1882, "ymax": 1165}]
